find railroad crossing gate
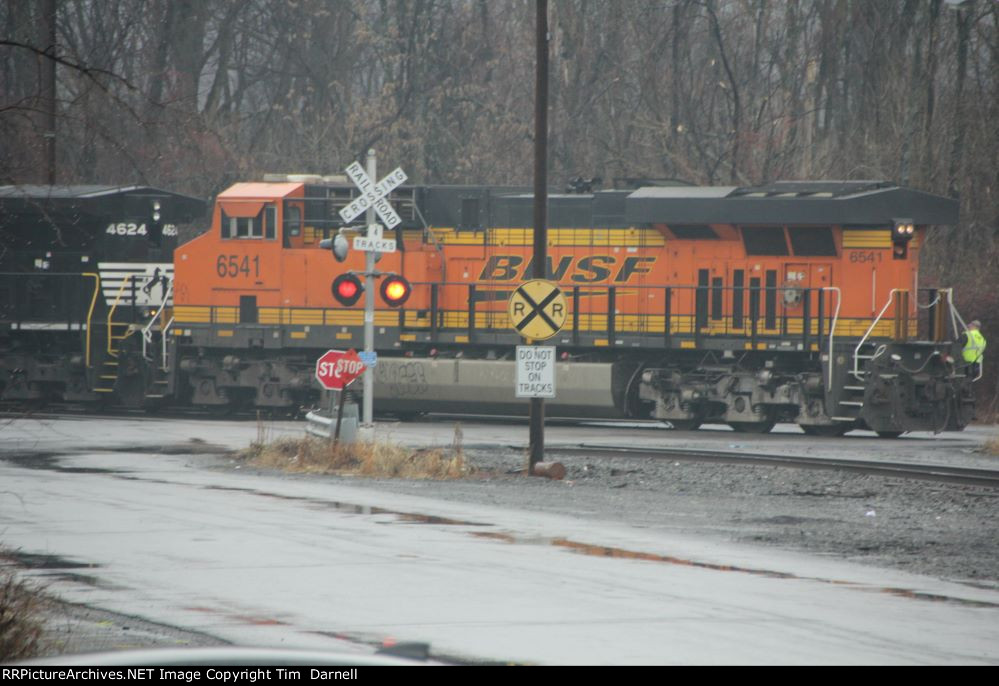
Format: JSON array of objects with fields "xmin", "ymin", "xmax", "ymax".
[
  {"xmin": 315, "ymin": 349, "xmax": 366, "ymax": 390},
  {"xmin": 508, "ymin": 279, "xmax": 567, "ymax": 341}
]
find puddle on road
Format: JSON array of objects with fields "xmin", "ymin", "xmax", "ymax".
[
  {"xmin": 84, "ymin": 441, "xmax": 231, "ymax": 456},
  {"xmin": 0, "ymin": 453, "xmax": 123, "ymax": 474},
  {"xmin": 0, "ymin": 550, "xmax": 124, "ymax": 590},
  {"xmin": 198, "ymin": 484, "xmax": 489, "ymax": 527},
  {"xmin": 469, "ymin": 531, "xmax": 999, "ymax": 610},
  {"xmin": 1, "ymin": 551, "xmax": 99, "ymax": 570},
  {"xmin": 184, "ymin": 605, "xmax": 288, "ymax": 626},
  {"xmin": 37, "ymin": 571, "xmax": 125, "ymax": 590}
]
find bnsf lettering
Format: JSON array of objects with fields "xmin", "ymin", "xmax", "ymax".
[
  {"xmin": 572, "ymin": 256, "xmax": 613, "ymax": 283},
  {"xmin": 479, "ymin": 255, "xmax": 657, "ymax": 282},
  {"xmin": 481, "ymin": 255, "xmax": 524, "ymax": 280},
  {"xmin": 615, "ymin": 256, "xmax": 656, "ymax": 282}
]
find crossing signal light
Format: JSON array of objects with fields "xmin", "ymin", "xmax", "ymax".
[
  {"xmin": 332, "ymin": 273, "xmax": 363, "ymax": 306},
  {"xmin": 379, "ymin": 274, "xmax": 411, "ymax": 307}
]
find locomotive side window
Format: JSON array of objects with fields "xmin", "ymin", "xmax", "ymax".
[
  {"xmin": 219, "ymin": 201, "xmax": 274, "ymax": 240},
  {"xmin": 222, "ymin": 210, "xmax": 263, "ymax": 239},
  {"xmin": 265, "ymin": 205, "xmax": 277, "ymax": 240},
  {"xmin": 788, "ymin": 226, "xmax": 836, "ymax": 256},
  {"xmin": 285, "ymin": 205, "xmax": 302, "ymax": 236},
  {"xmin": 742, "ymin": 227, "xmax": 789, "ymax": 256}
]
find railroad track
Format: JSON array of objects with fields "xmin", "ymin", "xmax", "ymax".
[{"xmin": 545, "ymin": 444, "xmax": 999, "ymax": 489}]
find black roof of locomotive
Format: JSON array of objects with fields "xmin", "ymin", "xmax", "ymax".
[
  {"xmin": 0, "ymin": 185, "xmax": 207, "ymax": 229},
  {"xmin": 411, "ymin": 180, "xmax": 957, "ymax": 229},
  {"xmin": 625, "ymin": 181, "xmax": 958, "ymax": 226}
]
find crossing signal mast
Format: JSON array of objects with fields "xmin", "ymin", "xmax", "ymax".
[{"xmin": 321, "ymin": 150, "xmax": 409, "ymax": 431}]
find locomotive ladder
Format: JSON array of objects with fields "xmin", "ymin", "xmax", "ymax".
[{"xmin": 92, "ymin": 276, "xmax": 139, "ymax": 395}]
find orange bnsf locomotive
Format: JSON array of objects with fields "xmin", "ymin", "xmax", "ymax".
[{"xmin": 162, "ymin": 177, "xmax": 974, "ymax": 437}]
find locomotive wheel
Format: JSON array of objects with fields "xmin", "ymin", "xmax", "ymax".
[
  {"xmin": 801, "ymin": 425, "xmax": 849, "ymax": 438},
  {"xmin": 728, "ymin": 420, "xmax": 776, "ymax": 434},
  {"xmin": 876, "ymin": 430, "xmax": 904, "ymax": 439},
  {"xmin": 668, "ymin": 419, "xmax": 702, "ymax": 431}
]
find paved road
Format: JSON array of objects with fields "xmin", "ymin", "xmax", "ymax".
[{"xmin": 1, "ymin": 416, "xmax": 998, "ymax": 664}]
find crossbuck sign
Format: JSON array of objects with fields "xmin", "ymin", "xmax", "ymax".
[{"xmin": 339, "ymin": 162, "xmax": 407, "ymax": 253}]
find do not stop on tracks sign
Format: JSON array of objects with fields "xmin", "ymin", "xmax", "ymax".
[{"xmin": 315, "ymin": 349, "xmax": 366, "ymax": 390}]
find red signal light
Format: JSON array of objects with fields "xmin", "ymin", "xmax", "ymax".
[
  {"xmin": 379, "ymin": 274, "xmax": 411, "ymax": 307},
  {"xmin": 332, "ymin": 273, "xmax": 363, "ymax": 306}
]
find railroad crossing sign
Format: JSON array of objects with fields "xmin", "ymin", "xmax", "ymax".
[
  {"xmin": 508, "ymin": 279, "xmax": 567, "ymax": 340},
  {"xmin": 339, "ymin": 161, "xmax": 407, "ymax": 231},
  {"xmin": 315, "ymin": 349, "xmax": 366, "ymax": 390}
]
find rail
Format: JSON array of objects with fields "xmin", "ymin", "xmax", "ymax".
[
  {"xmin": 852, "ymin": 289, "xmax": 905, "ymax": 381},
  {"xmin": 141, "ymin": 280, "xmax": 173, "ymax": 370},
  {"xmin": 548, "ymin": 444, "xmax": 999, "ymax": 489}
]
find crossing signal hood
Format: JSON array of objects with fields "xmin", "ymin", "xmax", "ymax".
[
  {"xmin": 380, "ymin": 274, "xmax": 411, "ymax": 307},
  {"xmin": 332, "ymin": 273, "xmax": 363, "ymax": 306},
  {"xmin": 319, "ymin": 233, "xmax": 350, "ymax": 262}
]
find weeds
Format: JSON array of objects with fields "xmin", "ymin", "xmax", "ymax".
[
  {"xmin": 239, "ymin": 424, "xmax": 470, "ymax": 480},
  {"xmin": 984, "ymin": 435, "xmax": 999, "ymax": 457},
  {"xmin": 0, "ymin": 568, "xmax": 46, "ymax": 662}
]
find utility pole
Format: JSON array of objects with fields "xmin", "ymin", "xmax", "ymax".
[
  {"xmin": 529, "ymin": 0, "xmax": 549, "ymax": 473},
  {"xmin": 42, "ymin": 0, "xmax": 57, "ymax": 184}
]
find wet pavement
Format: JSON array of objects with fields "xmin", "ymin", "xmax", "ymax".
[{"xmin": 1, "ymin": 415, "xmax": 998, "ymax": 664}]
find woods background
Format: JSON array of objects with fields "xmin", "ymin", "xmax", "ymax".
[{"xmin": 2, "ymin": 0, "xmax": 996, "ymax": 414}]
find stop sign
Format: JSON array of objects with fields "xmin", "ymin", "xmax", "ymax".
[{"xmin": 315, "ymin": 349, "xmax": 366, "ymax": 390}]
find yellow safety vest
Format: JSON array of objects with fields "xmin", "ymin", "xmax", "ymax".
[{"xmin": 963, "ymin": 328, "xmax": 986, "ymax": 363}]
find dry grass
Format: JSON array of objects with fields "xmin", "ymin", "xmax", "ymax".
[
  {"xmin": 239, "ymin": 428, "xmax": 471, "ymax": 480},
  {"xmin": 984, "ymin": 435, "xmax": 999, "ymax": 457},
  {"xmin": 0, "ymin": 568, "xmax": 46, "ymax": 662}
]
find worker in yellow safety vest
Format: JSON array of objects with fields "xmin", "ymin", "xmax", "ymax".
[{"xmin": 963, "ymin": 319, "xmax": 986, "ymax": 377}]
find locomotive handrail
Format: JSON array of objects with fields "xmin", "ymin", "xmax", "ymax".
[
  {"xmin": 162, "ymin": 316, "xmax": 174, "ymax": 371},
  {"xmin": 106, "ymin": 274, "xmax": 138, "ymax": 357},
  {"xmin": 944, "ymin": 291, "xmax": 983, "ymax": 382},
  {"xmin": 821, "ymin": 286, "xmax": 841, "ymax": 387},
  {"xmin": 852, "ymin": 288, "xmax": 905, "ymax": 381},
  {"xmin": 141, "ymin": 280, "xmax": 173, "ymax": 369},
  {"xmin": 82, "ymin": 273, "xmax": 100, "ymax": 368},
  {"xmin": 402, "ymin": 279, "xmax": 840, "ymax": 350},
  {"xmin": 412, "ymin": 203, "xmax": 446, "ymax": 284}
]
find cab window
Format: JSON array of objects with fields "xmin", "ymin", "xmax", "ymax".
[{"xmin": 220, "ymin": 203, "xmax": 277, "ymax": 240}]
